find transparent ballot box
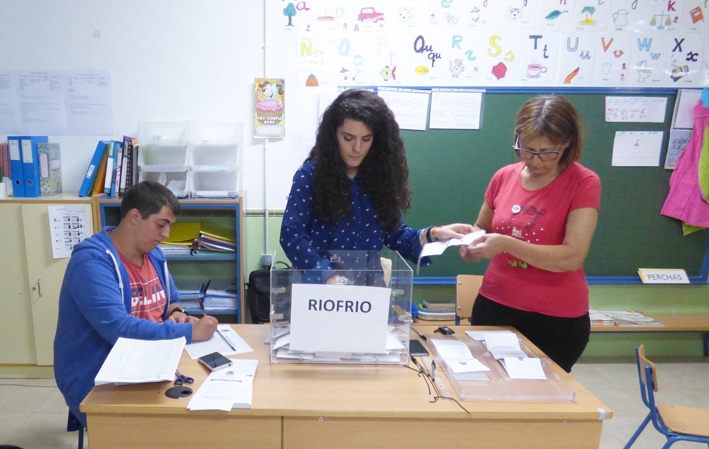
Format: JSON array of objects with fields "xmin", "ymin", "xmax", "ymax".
[
  {"xmin": 433, "ymin": 333, "xmax": 576, "ymax": 402},
  {"xmin": 269, "ymin": 249, "xmax": 413, "ymax": 365}
]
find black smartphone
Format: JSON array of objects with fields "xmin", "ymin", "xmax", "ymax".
[
  {"xmin": 434, "ymin": 325, "xmax": 455, "ymax": 336},
  {"xmin": 198, "ymin": 351, "xmax": 233, "ymax": 372},
  {"xmin": 409, "ymin": 339, "xmax": 430, "ymax": 356}
]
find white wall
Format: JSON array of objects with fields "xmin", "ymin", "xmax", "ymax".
[{"xmin": 0, "ymin": 0, "xmax": 316, "ymax": 211}]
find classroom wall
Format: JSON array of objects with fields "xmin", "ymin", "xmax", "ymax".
[
  {"xmin": 0, "ymin": 0, "xmax": 312, "ymax": 212},
  {"xmin": 3, "ymin": 1, "xmax": 707, "ymax": 357}
]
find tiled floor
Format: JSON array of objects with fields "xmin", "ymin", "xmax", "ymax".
[{"xmin": 1, "ymin": 356, "xmax": 707, "ymax": 449}]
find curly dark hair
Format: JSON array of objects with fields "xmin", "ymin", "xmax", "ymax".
[{"xmin": 306, "ymin": 89, "xmax": 411, "ymax": 232}]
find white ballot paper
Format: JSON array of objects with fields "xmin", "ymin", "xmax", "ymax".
[
  {"xmin": 185, "ymin": 324, "xmax": 253, "ymax": 359},
  {"xmin": 483, "ymin": 331, "xmax": 527, "ymax": 360},
  {"xmin": 420, "ymin": 230, "xmax": 486, "ymax": 258},
  {"xmin": 188, "ymin": 359, "xmax": 259, "ymax": 411},
  {"xmin": 429, "ymin": 338, "xmax": 488, "ymax": 376},
  {"xmin": 94, "ymin": 337, "xmax": 185, "ymax": 385},
  {"xmin": 501, "ymin": 357, "xmax": 546, "ymax": 380}
]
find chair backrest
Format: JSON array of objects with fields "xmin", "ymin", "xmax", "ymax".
[
  {"xmin": 636, "ymin": 344, "xmax": 659, "ymax": 410},
  {"xmin": 455, "ymin": 274, "xmax": 483, "ymax": 325}
]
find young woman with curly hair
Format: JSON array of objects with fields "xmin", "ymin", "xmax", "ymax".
[{"xmin": 280, "ymin": 89, "xmax": 472, "ymax": 283}]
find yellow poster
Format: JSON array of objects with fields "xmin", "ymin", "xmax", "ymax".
[{"xmin": 254, "ymin": 78, "xmax": 285, "ymax": 138}]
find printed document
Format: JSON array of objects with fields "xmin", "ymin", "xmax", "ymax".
[
  {"xmin": 188, "ymin": 359, "xmax": 259, "ymax": 411},
  {"xmin": 185, "ymin": 324, "xmax": 253, "ymax": 359},
  {"xmin": 94, "ymin": 337, "xmax": 185, "ymax": 385}
]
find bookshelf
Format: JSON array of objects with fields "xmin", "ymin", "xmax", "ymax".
[{"xmin": 97, "ymin": 195, "xmax": 245, "ymax": 323}]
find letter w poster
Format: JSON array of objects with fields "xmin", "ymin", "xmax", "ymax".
[{"xmin": 289, "ymin": 284, "xmax": 390, "ymax": 353}]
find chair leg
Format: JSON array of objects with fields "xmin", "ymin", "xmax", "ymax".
[
  {"xmin": 623, "ymin": 413, "xmax": 652, "ymax": 449},
  {"xmin": 77, "ymin": 425, "xmax": 84, "ymax": 449}
]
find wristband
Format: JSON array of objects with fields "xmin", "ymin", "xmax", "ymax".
[
  {"xmin": 425, "ymin": 226, "xmax": 434, "ymax": 243},
  {"xmin": 169, "ymin": 306, "xmax": 188, "ymax": 317}
]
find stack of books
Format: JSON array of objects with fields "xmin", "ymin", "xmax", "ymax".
[
  {"xmin": 175, "ymin": 279, "xmax": 208, "ymax": 315},
  {"xmin": 415, "ymin": 300, "xmax": 456, "ymax": 321},
  {"xmin": 78, "ymin": 136, "xmax": 139, "ymax": 197},
  {"xmin": 202, "ymin": 279, "xmax": 239, "ymax": 315},
  {"xmin": 590, "ymin": 310, "xmax": 664, "ymax": 327},
  {"xmin": 157, "ymin": 221, "xmax": 236, "ymax": 257},
  {"xmin": 191, "ymin": 222, "xmax": 236, "ymax": 254}
]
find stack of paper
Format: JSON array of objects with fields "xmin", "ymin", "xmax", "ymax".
[
  {"xmin": 482, "ymin": 332, "xmax": 546, "ymax": 380},
  {"xmin": 602, "ymin": 310, "xmax": 664, "ymax": 327},
  {"xmin": 188, "ymin": 359, "xmax": 259, "ymax": 411},
  {"xmin": 203, "ymin": 279, "xmax": 239, "ymax": 315},
  {"xmin": 175, "ymin": 280, "xmax": 207, "ymax": 315},
  {"xmin": 429, "ymin": 338, "xmax": 489, "ymax": 380},
  {"xmin": 192, "ymin": 222, "xmax": 236, "ymax": 254},
  {"xmin": 94, "ymin": 337, "xmax": 185, "ymax": 385},
  {"xmin": 589, "ymin": 309, "xmax": 616, "ymax": 326}
]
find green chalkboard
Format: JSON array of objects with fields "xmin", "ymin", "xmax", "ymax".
[{"xmin": 402, "ymin": 92, "xmax": 708, "ymax": 281}]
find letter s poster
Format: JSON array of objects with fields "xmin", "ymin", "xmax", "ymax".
[{"xmin": 254, "ymin": 78, "xmax": 285, "ymax": 138}]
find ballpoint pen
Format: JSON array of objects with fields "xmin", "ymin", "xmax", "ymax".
[
  {"xmin": 217, "ymin": 328, "xmax": 237, "ymax": 352},
  {"xmin": 411, "ymin": 326, "xmax": 427, "ymax": 341}
]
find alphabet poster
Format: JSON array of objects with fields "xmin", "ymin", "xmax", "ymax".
[{"xmin": 270, "ymin": 0, "xmax": 708, "ymax": 89}]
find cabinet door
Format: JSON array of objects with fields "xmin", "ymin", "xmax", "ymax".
[
  {"xmin": 0, "ymin": 203, "xmax": 36, "ymax": 363},
  {"xmin": 23, "ymin": 203, "xmax": 94, "ymax": 365}
]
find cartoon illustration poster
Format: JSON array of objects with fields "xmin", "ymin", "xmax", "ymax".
[
  {"xmin": 271, "ymin": 0, "xmax": 708, "ymax": 90},
  {"xmin": 254, "ymin": 78, "xmax": 285, "ymax": 138}
]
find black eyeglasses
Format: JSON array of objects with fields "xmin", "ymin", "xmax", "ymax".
[{"xmin": 513, "ymin": 137, "xmax": 563, "ymax": 162}]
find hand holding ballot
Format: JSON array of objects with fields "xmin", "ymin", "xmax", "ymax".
[
  {"xmin": 419, "ymin": 230, "xmax": 486, "ymax": 258},
  {"xmin": 458, "ymin": 231, "xmax": 508, "ymax": 262}
]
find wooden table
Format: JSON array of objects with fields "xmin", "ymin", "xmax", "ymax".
[{"xmin": 82, "ymin": 325, "xmax": 612, "ymax": 449}]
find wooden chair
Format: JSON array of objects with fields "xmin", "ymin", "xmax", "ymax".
[
  {"xmin": 623, "ymin": 344, "xmax": 709, "ymax": 449},
  {"xmin": 455, "ymin": 274, "xmax": 483, "ymax": 325}
]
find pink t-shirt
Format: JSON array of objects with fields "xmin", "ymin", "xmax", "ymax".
[
  {"xmin": 119, "ymin": 252, "xmax": 168, "ymax": 322},
  {"xmin": 479, "ymin": 161, "xmax": 601, "ymax": 318}
]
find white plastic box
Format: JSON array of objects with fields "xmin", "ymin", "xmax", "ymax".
[
  {"xmin": 189, "ymin": 122, "xmax": 243, "ymax": 195},
  {"xmin": 190, "ymin": 170, "xmax": 240, "ymax": 198},
  {"xmin": 139, "ymin": 170, "xmax": 189, "ymax": 198},
  {"xmin": 189, "ymin": 121, "xmax": 243, "ymax": 145},
  {"xmin": 269, "ymin": 249, "xmax": 413, "ymax": 365},
  {"xmin": 137, "ymin": 121, "xmax": 189, "ymax": 171},
  {"xmin": 190, "ymin": 143, "xmax": 241, "ymax": 172}
]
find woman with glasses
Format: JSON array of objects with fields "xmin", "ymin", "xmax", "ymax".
[
  {"xmin": 459, "ymin": 95, "xmax": 600, "ymax": 372},
  {"xmin": 280, "ymin": 89, "xmax": 473, "ymax": 283}
]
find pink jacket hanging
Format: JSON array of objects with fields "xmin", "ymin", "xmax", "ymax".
[{"xmin": 660, "ymin": 101, "xmax": 709, "ymax": 228}]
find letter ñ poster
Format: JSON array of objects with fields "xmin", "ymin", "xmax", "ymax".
[{"xmin": 254, "ymin": 78, "xmax": 285, "ymax": 138}]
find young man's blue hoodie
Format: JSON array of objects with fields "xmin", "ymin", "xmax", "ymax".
[{"xmin": 53, "ymin": 227, "xmax": 192, "ymax": 427}]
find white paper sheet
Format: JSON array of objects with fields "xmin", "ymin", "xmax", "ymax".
[
  {"xmin": 611, "ymin": 131, "xmax": 663, "ymax": 166},
  {"xmin": 420, "ymin": 230, "xmax": 486, "ymax": 258},
  {"xmin": 185, "ymin": 325, "xmax": 253, "ymax": 359},
  {"xmin": 94, "ymin": 337, "xmax": 185, "ymax": 385},
  {"xmin": 188, "ymin": 359, "xmax": 258, "ymax": 411}
]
